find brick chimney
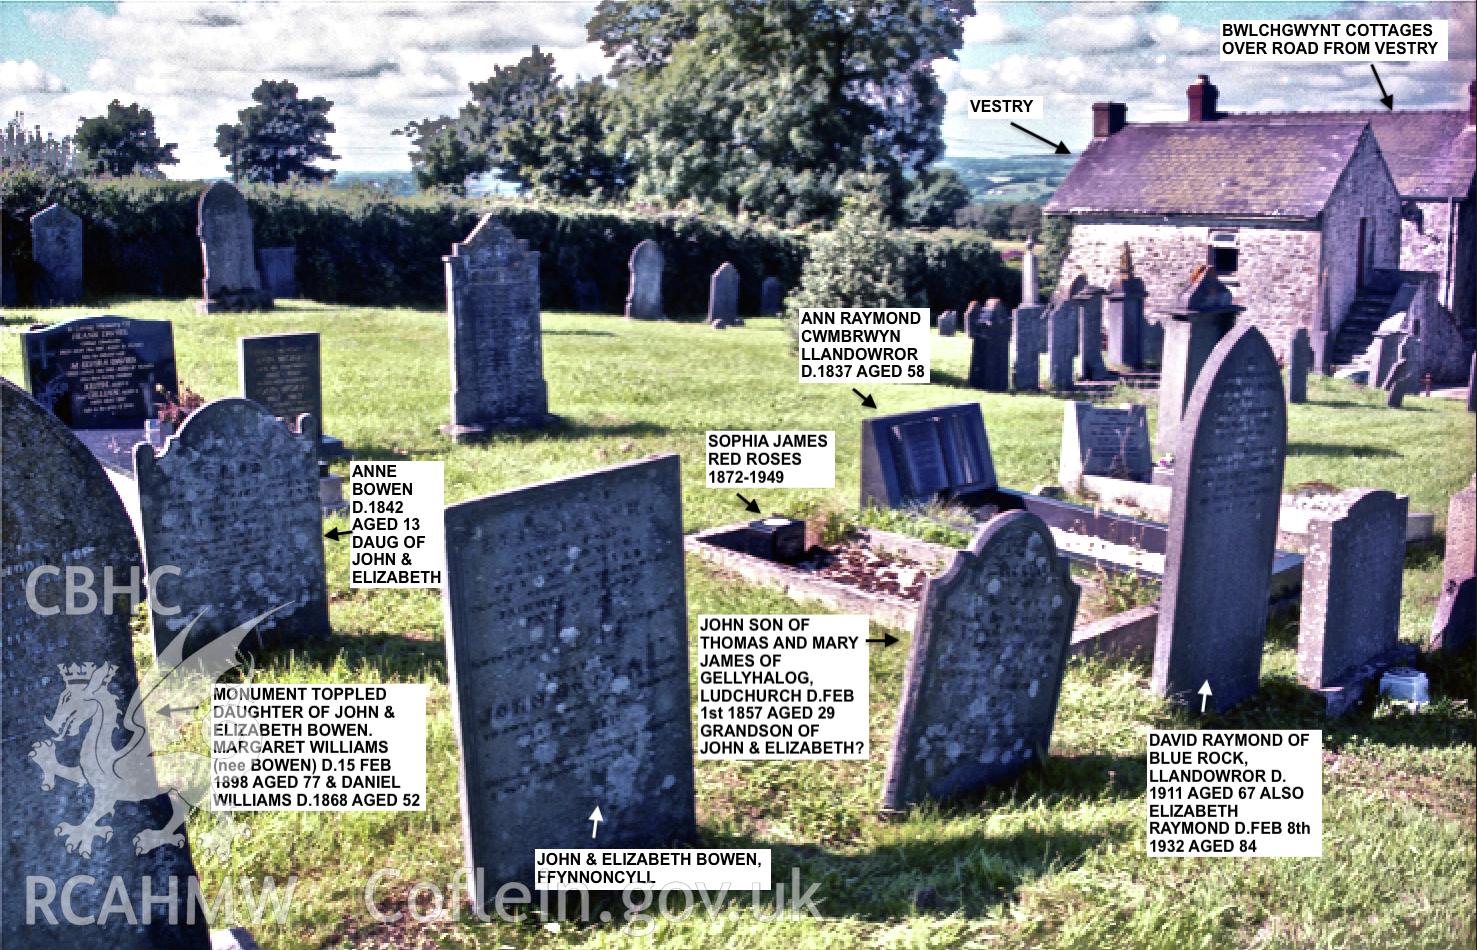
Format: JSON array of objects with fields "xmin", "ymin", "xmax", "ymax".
[
  {"xmin": 1093, "ymin": 102, "xmax": 1128, "ymax": 137},
  {"xmin": 1188, "ymin": 75, "xmax": 1219, "ymax": 122}
]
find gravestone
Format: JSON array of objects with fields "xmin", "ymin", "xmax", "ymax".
[
  {"xmin": 1467, "ymin": 352, "xmax": 1475, "ymax": 413},
  {"xmin": 624, "ymin": 239, "xmax": 664, "ymax": 319},
  {"xmin": 573, "ymin": 274, "xmax": 601, "ymax": 313},
  {"xmin": 966, "ymin": 300, "xmax": 1011, "ymax": 392},
  {"xmin": 1012, "ymin": 304, "xmax": 1044, "ymax": 391},
  {"xmin": 1431, "ymin": 476, "xmax": 1475, "ymax": 653},
  {"xmin": 135, "ymin": 398, "xmax": 329, "ymax": 657},
  {"xmin": 882, "ymin": 511, "xmax": 1078, "ymax": 810},
  {"xmin": 442, "ymin": 455, "xmax": 696, "ymax": 900},
  {"xmin": 196, "ymin": 181, "xmax": 270, "ymax": 313},
  {"xmin": 2, "ymin": 380, "xmax": 210, "ymax": 949},
  {"xmin": 859, "ymin": 403, "xmax": 996, "ymax": 510},
  {"xmin": 255, "ymin": 246, "xmax": 298, "ymax": 299},
  {"xmin": 1155, "ymin": 266, "xmax": 1241, "ymax": 453},
  {"xmin": 1367, "ymin": 315, "xmax": 1405, "ymax": 388},
  {"xmin": 30, "ymin": 203, "xmax": 84, "ymax": 306},
  {"xmin": 1152, "ymin": 324, "xmax": 1286, "ymax": 712},
  {"xmin": 1384, "ymin": 358, "xmax": 1409, "ymax": 408},
  {"xmin": 708, "ymin": 261, "xmax": 740, "ymax": 328},
  {"xmin": 960, "ymin": 300, "xmax": 984, "ymax": 338},
  {"xmin": 443, "ymin": 216, "xmax": 551, "ymax": 440},
  {"xmin": 1104, "ymin": 244, "xmax": 1146, "ymax": 370},
  {"xmin": 1142, "ymin": 312, "xmax": 1166, "ymax": 367},
  {"xmin": 1074, "ymin": 285, "xmax": 1109, "ymax": 380},
  {"xmin": 1287, "ymin": 327, "xmax": 1313, "ymax": 404},
  {"xmin": 1058, "ymin": 402, "xmax": 1152, "ymax": 486},
  {"xmin": 1297, "ymin": 489, "xmax": 1410, "ymax": 713},
  {"xmin": 239, "ymin": 331, "xmax": 348, "ymax": 465},
  {"xmin": 21, "ymin": 315, "xmax": 177, "ymax": 429},
  {"xmin": 1020, "ymin": 233, "xmax": 1040, "ymax": 305},
  {"xmin": 937, "ymin": 310, "xmax": 958, "ymax": 337},
  {"xmin": 760, "ymin": 276, "xmax": 783, "ymax": 316},
  {"xmin": 1046, "ymin": 301, "xmax": 1078, "ymax": 391}
]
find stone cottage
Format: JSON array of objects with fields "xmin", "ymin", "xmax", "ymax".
[{"xmin": 1045, "ymin": 76, "xmax": 1475, "ymax": 381}]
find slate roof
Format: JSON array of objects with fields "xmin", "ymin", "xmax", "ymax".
[
  {"xmin": 1217, "ymin": 110, "xmax": 1475, "ymax": 199},
  {"xmin": 1044, "ymin": 121, "xmax": 1374, "ymax": 219}
]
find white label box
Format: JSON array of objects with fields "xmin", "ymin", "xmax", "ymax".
[
  {"xmin": 534, "ymin": 849, "xmax": 771, "ymax": 891},
  {"xmin": 1219, "ymin": 20, "xmax": 1447, "ymax": 61},
  {"xmin": 705, "ymin": 431, "xmax": 835, "ymax": 488},
  {"xmin": 966, "ymin": 96, "xmax": 1042, "ymax": 119},
  {"xmin": 349, "ymin": 460, "xmax": 445, "ymax": 588},
  {"xmin": 696, "ymin": 614, "xmax": 869, "ymax": 760},
  {"xmin": 796, "ymin": 309, "xmax": 930, "ymax": 384},
  {"xmin": 1146, "ymin": 729, "xmax": 1322, "ymax": 857},
  {"xmin": 210, "ymin": 683, "xmax": 427, "ymax": 811}
]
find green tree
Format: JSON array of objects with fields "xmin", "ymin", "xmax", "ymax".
[
  {"xmin": 74, "ymin": 101, "xmax": 178, "ymax": 177},
  {"xmin": 786, "ymin": 183, "xmax": 909, "ymax": 345},
  {"xmin": 499, "ymin": 78, "xmax": 631, "ymax": 198},
  {"xmin": 900, "ymin": 166, "xmax": 971, "ymax": 228},
  {"xmin": 215, "ymin": 80, "xmax": 337, "ymax": 183},
  {"xmin": 591, "ymin": 0, "xmax": 974, "ymax": 225},
  {"xmin": 1037, "ymin": 212, "xmax": 1073, "ymax": 295}
]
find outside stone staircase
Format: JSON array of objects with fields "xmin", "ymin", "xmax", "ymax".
[{"xmin": 1330, "ymin": 291, "xmax": 1396, "ymax": 376}]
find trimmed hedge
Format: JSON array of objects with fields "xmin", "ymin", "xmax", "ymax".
[{"xmin": 2, "ymin": 170, "xmax": 1014, "ymax": 316}]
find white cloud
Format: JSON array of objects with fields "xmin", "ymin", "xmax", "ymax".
[
  {"xmin": 962, "ymin": 7, "xmax": 1021, "ymax": 45},
  {"xmin": 0, "ymin": 59, "xmax": 67, "ymax": 95}
]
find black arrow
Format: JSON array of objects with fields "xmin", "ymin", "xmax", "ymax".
[
  {"xmin": 851, "ymin": 388, "xmax": 877, "ymax": 409},
  {"xmin": 867, "ymin": 632, "xmax": 900, "ymax": 647},
  {"xmin": 1010, "ymin": 122, "xmax": 1070, "ymax": 155},
  {"xmin": 156, "ymin": 704, "xmax": 195, "ymax": 718},
  {"xmin": 736, "ymin": 493, "xmax": 761, "ymax": 514},
  {"xmin": 324, "ymin": 526, "xmax": 351, "ymax": 541},
  {"xmin": 1370, "ymin": 65, "xmax": 1394, "ymax": 110}
]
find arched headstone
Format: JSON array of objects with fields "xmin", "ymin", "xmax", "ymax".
[
  {"xmin": 624, "ymin": 240, "xmax": 664, "ymax": 320},
  {"xmin": 197, "ymin": 182, "xmax": 271, "ymax": 313}
]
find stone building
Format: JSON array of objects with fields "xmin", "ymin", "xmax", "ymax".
[{"xmin": 1045, "ymin": 76, "xmax": 1475, "ymax": 381}]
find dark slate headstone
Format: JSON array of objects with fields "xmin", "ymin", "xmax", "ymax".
[
  {"xmin": 960, "ymin": 300, "xmax": 984, "ymax": 338},
  {"xmin": 442, "ymin": 455, "xmax": 696, "ymax": 900},
  {"xmin": 859, "ymin": 403, "xmax": 996, "ymax": 510},
  {"xmin": 21, "ymin": 315, "xmax": 177, "ymax": 429},
  {"xmin": 1296, "ymin": 489, "xmax": 1408, "ymax": 697},
  {"xmin": 937, "ymin": 310, "xmax": 958, "ymax": 337},
  {"xmin": 197, "ymin": 181, "xmax": 271, "ymax": 313},
  {"xmin": 760, "ymin": 276, "xmax": 783, "ymax": 316},
  {"xmin": 1073, "ymin": 285, "xmax": 1108, "ymax": 381},
  {"xmin": 1154, "ymin": 266, "xmax": 1241, "ymax": 453},
  {"xmin": 443, "ymin": 216, "xmax": 551, "ymax": 440},
  {"xmin": 573, "ymin": 274, "xmax": 601, "ymax": 313},
  {"xmin": 2, "ymin": 380, "xmax": 210, "ymax": 949},
  {"xmin": 135, "ymin": 398, "xmax": 329, "ymax": 657},
  {"xmin": 882, "ymin": 511, "xmax": 1079, "ymax": 810},
  {"xmin": 966, "ymin": 300, "xmax": 1011, "ymax": 392},
  {"xmin": 1046, "ymin": 301, "xmax": 1078, "ymax": 391},
  {"xmin": 1384, "ymin": 358, "xmax": 1409, "ymax": 408},
  {"xmin": 624, "ymin": 239, "xmax": 664, "ymax": 319},
  {"xmin": 1059, "ymin": 401, "xmax": 1152, "ymax": 486},
  {"xmin": 707, "ymin": 261, "xmax": 740, "ymax": 328},
  {"xmin": 1011, "ymin": 305, "xmax": 1043, "ymax": 391},
  {"xmin": 255, "ymin": 246, "xmax": 298, "ymax": 299},
  {"xmin": 1432, "ymin": 476, "xmax": 1475, "ymax": 653},
  {"xmin": 1152, "ymin": 325, "xmax": 1286, "ymax": 712},
  {"xmin": 1287, "ymin": 327, "xmax": 1313, "ymax": 404},
  {"xmin": 30, "ymin": 203, "xmax": 84, "ymax": 307},
  {"xmin": 238, "ymin": 331, "xmax": 345, "ymax": 462},
  {"xmin": 1105, "ymin": 245, "xmax": 1146, "ymax": 370}
]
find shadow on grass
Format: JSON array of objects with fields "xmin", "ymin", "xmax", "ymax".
[
  {"xmin": 222, "ymin": 629, "xmax": 447, "ymax": 683},
  {"xmin": 1288, "ymin": 441, "xmax": 1401, "ymax": 458},
  {"xmin": 544, "ymin": 329, "xmax": 617, "ymax": 337},
  {"xmin": 929, "ymin": 368, "xmax": 972, "ymax": 390}
]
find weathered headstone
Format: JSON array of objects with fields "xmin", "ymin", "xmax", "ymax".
[
  {"xmin": 859, "ymin": 403, "xmax": 996, "ymax": 509},
  {"xmin": 1152, "ymin": 324, "xmax": 1286, "ymax": 712},
  {"xmin": 1104, "ymin": 244, "xmax": 1146, "ymax": 370},
  {"xmin": 2, "ymin": 380, "xmax": 210, "ymax": 949},
  {"xmin": 760, "ymin": 276, "xmax": 783, "ymax": 316},
  {"xmin": 1432, "ymin": 476, "xmax": 1475, "ymax": 653},
  {"xmin": 442, "ymin": 455, "xmax": 696, "ymax": 899},
  {"xmin": 196, "ymin": 181, "xmax": 271, "ymax": 313},
  {"xmin": 30, "ymin": 203, "xmax": 84, "ymax": 306},
  {"xmin": 967, "ymin": 300, "xmax": 1011, "ymax": 392},
  {"xmin": 442, "ymin": 216, "xmax": 551, "ymax": 441},
  {"xmin": 1058, "ymin": 402, "xmax": 1152, "ymax": 486},
  {"xmin": 1074, "ymin": 285, "xmax": 1109, "ymax": 381},
  {"xmin": 135, "ymin": 398, "xmax": 329, "ymax": 657},
  {"xmin": 960, "ymin": 300, "xmax": 984, "ymax": 338},
  {"xmin": 239, "ymin": 331, "xmax": 347, "ymax": 466},
  {"xmin": 882, "ymin": 511, "xmax": 1079, "ymax": 810},
  {"xmin": 1287, "ymin": 327, "xmax": 1313, "ymax": 404},
  {"xmin": 937, "ymin": 310, "xmax": 958, "ymax": 337},
  {"xmin": 624, "ymin": 239, "xmax": 664, "ymax": 320},
  {"xmin": 1046, "ymin": 301, "xmax": 1078, "ymax": 391},
  {"xmin": 707, "ymin": 261, "xmax": 740, "ymax": 327},
  {"xmin": 1020, "ymin": 233, "xmax": 1040, "ymax": 305},
  {"xmin": 573, "ymin": 274, "xmax": 601, "ymax": 313},
  {"xmin": 1012, "ymin": 304, "xmax": 1044, "ymax": 391},
  {"xmin": 1384, "ymin": 358, "xmax": 1409, "ymax": 408},
  {"xmin": 21, "ymin": 315, "xmax": 177, "ymax": 429},
  {"xmin": 1296, "ymin": 489, "xmax": 1411, "ymax": 714},
  {"xmin": 1154, "ymin": 266, "xmax": 1240, "ymax": 452},
  {"xmin": 255, "ymin": 246, "xmax": 298, "ymax": 299},
  {"xmin": 1367, "ymin": 315, "xmax": 1405, "ymax": 388}
]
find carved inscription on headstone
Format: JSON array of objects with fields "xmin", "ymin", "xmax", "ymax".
[
  {"xmin": 1153, "ymin": 325, "xmax": 1287, "ymax": 712},
  {"xmin": 239, "ymin": 332, "xmax": 322, "ymax": 435},
  {"xmin": 21, "ymin": 315, "xmax": 177, "ymax": 428},
  {"xmin": 883, "ymin": 511, "xmax": 1079, "ymax": 809},
  {"xmin": 135, "ymin": 398, "xmax": 329, "ymax": 657},
  {"xmin": 1059, "ymin": 401, "xmax": 1152, "ymax": 486},
  {"xmin": 442, "ymin": 455, "xmax": 697, "ymax": 899}
]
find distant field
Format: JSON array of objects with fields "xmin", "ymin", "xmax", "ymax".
[{"xmin": 938, "ymin": 155, "xmax": 1075, "ymax": 204}]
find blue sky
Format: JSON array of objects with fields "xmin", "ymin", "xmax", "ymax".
[{"xmin": 2, "ymin": 1, "xmax": 1473, "ymax": 178}]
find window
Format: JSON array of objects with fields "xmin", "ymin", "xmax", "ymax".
[{"xmin": 1207, "ymin": 230, "xmax": 1239, "ymax": 278}]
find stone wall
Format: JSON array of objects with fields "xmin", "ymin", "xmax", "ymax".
[
  {"xmin": 1318, "ymin": 131, "xmax": 1403, "ymax": 340},
  {"xmin": 1400, "ymin": 189, "xmax": 1476, "ymax": 340}
]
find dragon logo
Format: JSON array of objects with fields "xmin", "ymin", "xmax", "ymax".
[{"xmin": 28, "ymin": 606, "xmax": 284, "ymax": 860}]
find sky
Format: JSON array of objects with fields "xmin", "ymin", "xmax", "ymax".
[{"xmin": 2, "ymin": 1, "xmax": 1474, "ymax": 179}]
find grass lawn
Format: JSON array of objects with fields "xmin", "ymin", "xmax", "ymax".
[{"xmin": 3, "ymin": 299, "xmax": 1473, "ymax": 949}]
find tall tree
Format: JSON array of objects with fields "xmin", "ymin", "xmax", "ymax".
[
  {"xmin": 74, "ymin": 100, "xmax": 178, "ymax": 177},
  {"xmin": 215, "ymin": 80, "xmax": 338, "ymax": 183},
  {"xmin": 590, "ymin": 0, "xmax": 974, "ymax": 225},
  {"xmin": 499, "ymin": 78, "xmax": 631, "ymax": 198}
]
